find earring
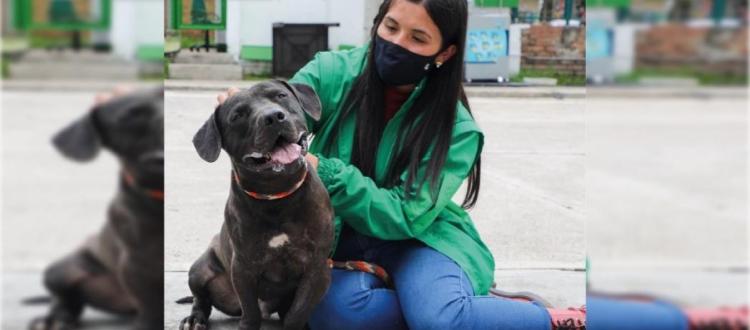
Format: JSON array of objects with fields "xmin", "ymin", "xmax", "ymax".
[{"xmin": 436, "ymin": 61, "xmax": 443, "ymax": 68}]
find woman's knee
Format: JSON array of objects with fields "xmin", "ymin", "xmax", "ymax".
[
  {"xmin": 402, "ymin": 295, "xmax": 474, "ymax": 330},
  {"xmin": 308, "ymin": 270, "xmax": 406, "ymax": 330}
]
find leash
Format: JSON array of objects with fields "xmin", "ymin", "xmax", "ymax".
[
  {"xmin": 122, "ymin": 170, "xmax": 164, "ymax": 201},
  {"xmin": 232, "ymin": 163, "xmax": 309, "ymax": 201},
  {"xmin": 327, "ymin": 259, "xmax": 392, "ymax": 288}
]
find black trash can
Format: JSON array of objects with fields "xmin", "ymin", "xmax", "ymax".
[{"xmin": 272, "ymin": 23, "xmax": 340, "ymax": 78}]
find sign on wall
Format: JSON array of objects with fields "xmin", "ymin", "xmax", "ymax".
[
  {"xmin": 466, "ymin": 28, "xmax": 509, "ymax": 63},
  {"xmin": 172, "ymin": 0, "xmax": 227, "ymax": 30},
  {"xmin": 586, "ymin": 21, "xmax": 612, "ymax": 60},
  {"xmin": 14, "ymin": 0, "xmax": 111, "ymax": 30}
]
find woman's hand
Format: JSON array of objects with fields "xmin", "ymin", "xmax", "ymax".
[
  {"xmin": 305, "ymin": 153, "xmax": 319, "ymax": 170},
  {"xmin": 94, "ymin": 85, "xmax": 135, "ymax": 106},
  {"xmin": 217, "ymin": 87, "xmax": 241, "ymax": 106}
]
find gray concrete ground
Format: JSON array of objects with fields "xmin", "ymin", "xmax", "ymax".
[
  {"xmin": 2, "ymin": 87, "xmax": 585, "ymax": 328},
  {"xmin": 3, "ymin": 85, "xmax": 746, "ymax": 328},
  {"xmin": 586, "ymin": 89, "xmax": 748, "ymax": 308},
  {"xmin": 163, "ymin": 91, "xmax": 586, "ymax": 271}
]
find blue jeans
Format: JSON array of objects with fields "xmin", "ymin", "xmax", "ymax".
[
  {"xmin": 588, "ymin": 296, "xmax": 689, "ymax": 330},
  {"xmin": 308, "ymin": 225, "xmax": 552, "ymax": 330}
]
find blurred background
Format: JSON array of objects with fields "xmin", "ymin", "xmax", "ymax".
[
  {"xmin": 163, "ymin": 0, "xmax": 587, "ymax": 85},
  {"xmin": 2, "ymin": 0, "xmax": 163, "ymax": 329},
  {"xmin": 586, "ymin": 0, "xmax": 748, "ymax": 322},
  {"xmin": 2, "ymin": 0, "xmax": 164, "ymax": 81},
  {"xmin": 0, "ymin": 0, "xmax": 748, "ymax": 329}
]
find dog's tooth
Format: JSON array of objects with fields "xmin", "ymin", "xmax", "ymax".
[{"xmin": 249, "ymin": 152, "xmax": 264, "ymax": 159}]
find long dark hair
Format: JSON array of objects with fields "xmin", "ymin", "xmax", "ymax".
[{"xmin": 334, "ymin": 0, "xmax": 480, "ymax": 209}]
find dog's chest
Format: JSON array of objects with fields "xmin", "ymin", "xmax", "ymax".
[{"xmin": 256, "ymin": 228, "xmax": 314, "ymax": 282}]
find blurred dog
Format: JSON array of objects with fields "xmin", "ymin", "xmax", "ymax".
[
  {"xmin": 29, "ymin": 87, "xmax": 164, "ymax": 330},
  {"xmin": 180, "ymin": 81, "xmax": 333, "ymax": 330}
]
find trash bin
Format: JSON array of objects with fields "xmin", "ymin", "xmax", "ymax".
[{"xmin": 272, "ymin": 23, "xmax": 339, "ymax": 78}]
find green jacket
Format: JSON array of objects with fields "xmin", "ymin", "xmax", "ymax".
[{"xmin": 290, "ymin": 45, "xmax": 495, "ymax": 295}]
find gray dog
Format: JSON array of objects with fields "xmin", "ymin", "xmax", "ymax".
[
  {"xmin": 29, "ymin": 88, "xmax": 165, "ymax": 330},
  {"xmin": 180, "ymin": 81, "xmax": 334, "ymax": 330}
]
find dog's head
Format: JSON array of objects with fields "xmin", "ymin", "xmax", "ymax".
[
  {"xmin": 192, "ymin": 80, "xmax": 321, "ymax": 179},
  {"xmin": 53, "ymin": 87, "xmax": 164, "ymax": 190}
]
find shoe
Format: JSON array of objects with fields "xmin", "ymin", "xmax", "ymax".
[
  {"xmin": 549, "ymin": 305, "xmax": 586, "ymax": 330},
  {"xmin": 685, "ymin": 306, "xmax": 748, "ymax": 330}
]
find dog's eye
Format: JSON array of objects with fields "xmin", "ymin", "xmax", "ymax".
[
  {"xmin": 229, "ymin": 110, "xmax": 246, "ymax": 123},
  {"xmin": 276, "ymin": 93, "xmax": 288, "ymax": 100}
]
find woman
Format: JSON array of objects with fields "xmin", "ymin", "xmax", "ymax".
[{"xmin": 220, "ymin": 0, "xmax": 583, "ymax": 328}]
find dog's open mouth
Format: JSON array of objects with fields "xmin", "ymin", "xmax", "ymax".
[{"xmin": 243, "ymin": 133, "xmax": 308, "ymax": 168}]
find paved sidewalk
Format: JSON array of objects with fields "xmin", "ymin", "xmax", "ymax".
[{"xmin": 7, "ymin": 85, "xmax": 745, "ymax": 327}]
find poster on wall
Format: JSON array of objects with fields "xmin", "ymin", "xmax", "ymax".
[
  {"xmin": 465, "ymin": 28, "xmax": 508, "ymax": 64},
  {"xmin": 16, "ymin": 0, "xmax": 110, "ymax": 30},
  {"xmin": 174, "ymin": 0, "xmax": 227, "ymax": 30},
  {"xmin": 586, "ymin": 21, "xmax": 613, "ymax": 60}
]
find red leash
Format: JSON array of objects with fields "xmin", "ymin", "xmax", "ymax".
[{"xmin": 327, "ymin": 259, "xmax": 392, "ymax": 288}]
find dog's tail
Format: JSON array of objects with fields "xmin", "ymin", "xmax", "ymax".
[
  {"xmin": 22, "ymin": 295, "xmax": 52, "ymax": 305},
  {"xmin": 175, "ymin": 296, "xmax": 194, "ymax": 304}
]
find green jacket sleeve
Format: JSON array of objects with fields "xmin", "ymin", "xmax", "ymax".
[{"xmin": 316, "ymin": 125, "xmax": 482, "ymax": 240}]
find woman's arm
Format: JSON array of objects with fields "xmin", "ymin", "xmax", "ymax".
[{"xmin": 314, "ymin": 128, "xmax": 481, "ymax": 240}]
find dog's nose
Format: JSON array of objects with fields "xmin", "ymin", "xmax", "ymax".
[{"xmin": 263, "ymin": 109, "xmax": 286, "ymax": 126}]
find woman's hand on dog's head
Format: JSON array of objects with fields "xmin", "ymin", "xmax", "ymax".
[{"xmin": 217, "ymin": 87, "xmax": 241, "ymax": 106}]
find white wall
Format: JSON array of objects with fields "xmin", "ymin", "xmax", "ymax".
[
  {"xmin": 612, "ymin": 23, "xmax": 638, "ymax": 75},
  {"xmin": 111, "ymin": 0, "xmax": 164, "ymax": 60},
  {"xmin": 508, "ymin": 23, "xmax": 529, "ymax": 76},
  {"xmin": 227, "ymin": 0, "xmax": 370, "ymax": 59}
]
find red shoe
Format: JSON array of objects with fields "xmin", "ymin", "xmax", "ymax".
[
  {"xmin": 685, "ymin": 306, "xmax": 748, "ymax": 330},
  {"xmin": 548, "ymin": 305, "xmax": 586, "ymax": 330}
]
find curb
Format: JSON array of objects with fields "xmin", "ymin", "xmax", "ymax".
[
  {"xmin": 1, "ymin": 80, "xmax": 161, "ymax": 92},
  {"xmin": 4, "ymin": 80, "xmax": 745, "ymax": 100},
  {"xmin": 162, "ymin": 80, "xmax": 587, "ymax": 99}
]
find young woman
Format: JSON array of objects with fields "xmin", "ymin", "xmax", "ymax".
[{"xmin": 220, "ymin": 0, "xmax": 584, "ymax": 328}]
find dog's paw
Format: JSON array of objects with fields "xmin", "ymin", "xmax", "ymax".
[
  {"xmin": 28, "ymin": 316, "xmax": 76, "ymax": 330},
  {"xmin": 179, "ymin": 314, "xmax": 208, "ymax": 330},
  {"xmin": 237, "ymin": 319, "xmax": 261, "ymax": 330}
]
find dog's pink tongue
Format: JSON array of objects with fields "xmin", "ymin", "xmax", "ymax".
[{"xmin": 270, "ymin": 143, "xmax": 302, "ymax": 164}]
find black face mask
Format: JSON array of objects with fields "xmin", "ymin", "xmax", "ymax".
[{"xmin": 374, "ymin": 34, "xmax": 439, "ymax": 86}]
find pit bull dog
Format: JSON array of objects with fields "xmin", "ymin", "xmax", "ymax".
[
  {"xmin": 29, "ymin": 88, "xmax": 164, "ymax": 330},
  {"xmin": 179, "ymin": 80, "xmax": 333, "ymax": 330}
]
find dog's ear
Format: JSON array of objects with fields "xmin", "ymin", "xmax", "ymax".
[
  {"xmin": 193, "ymin": 107, "xmax": 222, "ymax": 163},
  {"xmin": 52, "ymin": 112, "xmax": 101, "ymax": 162},
  {"xmin": 278, "ymin": 80, "xmax": 322, "ymax": 121}
]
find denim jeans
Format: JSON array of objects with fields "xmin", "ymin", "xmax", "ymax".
[
  {"xmin": 588, "ymin": 296, "xmax": 689, "ymax": 330},
  {"xmin": 308, "ymin": 225, "xmax": 552, "ymax": 330}
]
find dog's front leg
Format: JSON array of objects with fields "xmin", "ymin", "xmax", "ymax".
[
  {"xmin": 118, "ymin": 253, "xmax": 164, "ymax": 330},
  {"xmin": 231, "ymin": 257, "xmax": 262, "ymax": 330},
  {"xmin": 282, "ymin": 259, "xmax": 331, "ymax": 330}
]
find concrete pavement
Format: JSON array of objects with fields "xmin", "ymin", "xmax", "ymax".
[
  {"xmin": 3, "ymin": 87, "xmax": 585, "ymax": 328},
  {"xmin": 586, "ymin": 90, "xmax": 748, "ymax": 307},
  {"xmin": 162, "ymin": 90, "xmax": 585, "ymax": 327},
  {"xmin": 5, "ymin": 84, "xmax": 745, "ymax": 327}
]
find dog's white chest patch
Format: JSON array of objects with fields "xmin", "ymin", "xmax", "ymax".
[{"xmin": 268, "ymin": 233, "xmax": 290, "ymax": 248}]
